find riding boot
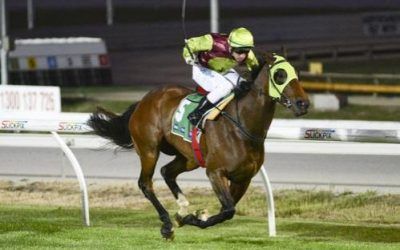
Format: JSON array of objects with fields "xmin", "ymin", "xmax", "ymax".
[{"xmin": 188, "ymin": 97, "xmax": 214, "ymax": 127}]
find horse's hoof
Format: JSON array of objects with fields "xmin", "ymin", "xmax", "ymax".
[
  {"xmin": 174, "ymin": 213, "xmax": 184, "ymax": 228},
  {"xmin": 162, "ymin": 232, "xmax": 175, "ymax": 241},
  {"xmin": 195, "ymin": 209, "xmax": 209, "ymax": 221},
  {"xmin": 161, "ymin": 225, "xmax": 175, "ymax": 241}
]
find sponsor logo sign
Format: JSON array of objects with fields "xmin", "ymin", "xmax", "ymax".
[
  {"xmin": 363, "ymin": 12, "xmax": 400, "ymax": 36},
  {"xmin": 47, "ymin": 56, "xmax": 58, "ymax": 69},
  {"xmin": 82, "ymin": 55, "xmax": 92, "ymax": 67},
  {"xmin": 304, "ymin": 128, "xmax": 336, "ymax": 140},
  {"xmin": 9, "ymin": 58, "xmax": 20, "ymax": 71},
  {"xmin": 1, "ymin": 120, "xmax": 28, "ymax": 130},
  {"xmin": 58, "ymin": 122, "xmax": 86, "ymax": 132},
  {"xmin": 99, "ymin": 54, "xmax": 109, "ymax": 66},
  {"xmin": 0, "ymin": 85, "xmax": 61, "ymax": 113},
  {"xmin": 27, "ymin": 57, "xmax": 37, "ymax": 70}
]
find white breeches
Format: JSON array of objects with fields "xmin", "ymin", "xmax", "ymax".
[{"xmin": 192, "ymin": 64, "xmax": 243, "ymax": 103}]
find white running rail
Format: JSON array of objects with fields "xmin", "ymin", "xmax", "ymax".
[{"xmin": 2, "ymin": 112, "xmax": 400, "ymax": 235}]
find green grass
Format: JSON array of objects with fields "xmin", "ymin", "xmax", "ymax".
[
  {"xmin": 61, "ymin": 96, "xmax": 400, "ymax": 121},
  {"xmin": 62, "ymin": 99, "xmax": 133, "ymax": 113},
  {"xmin": 60, "ymin": 85, "xmax": 400, "ymax": 121},
  {"xmin": 1, "ymin": 205, "xmax": 399, "ymax": 250},
  {"xmin": 1, "ymin": 181, "xmax": 400, "ymax": 249},
  {"xmin": 61, "ymin": 86, "xmax": 146, "ymax": 113},
  {"xmin": 61, "ymin": 86, "xmax": 152, "ymax": 96},
  {"xmin": 275, "ymin": 104, "xmax": 400, "ymax": 121}
]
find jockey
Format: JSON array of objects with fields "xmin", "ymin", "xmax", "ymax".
[{"xmin": 183, "ymin": 27, "xmax": 260, "ymax": 126}]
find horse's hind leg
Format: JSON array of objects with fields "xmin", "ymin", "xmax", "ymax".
[
  {"xmin": 137, "ymin": 148, "xmax": 174, "ymax": 240},
  {"xmin": 160, "ymin": 155, "xmax": 193, "ymax": 217}
]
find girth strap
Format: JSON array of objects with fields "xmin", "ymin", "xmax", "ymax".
[{"xmin": 191, "ymin": 127, "xmax": 205, "ymax": 167}]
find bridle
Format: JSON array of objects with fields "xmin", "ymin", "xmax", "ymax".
[
  {"xmin": 266, "ymin": 57, "xmax": 298, "ymax": 108},
  {"xmin": 256, "ymin": 66, "xmax": 292, "ymax": 108},
  {"xmin": 219, "ymin": 55, "xmax": 298, "ymax": 144}
]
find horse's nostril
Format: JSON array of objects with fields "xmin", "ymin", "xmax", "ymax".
[
  {"xmin": 296, "ymin": 100, "xmax": 310, "ymax": 109},
  {"xmin": 296, "ymin": 100, "xmax": 304, "ymax": 107}
]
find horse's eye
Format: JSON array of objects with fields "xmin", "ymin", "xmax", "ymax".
[{"xmin": 273, "ymin": 68, "xmax": 287, "ymax": 85}]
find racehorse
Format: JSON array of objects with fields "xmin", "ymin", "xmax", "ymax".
[{"xmin": 88, "ymin": 53, "xmax": 309, "ymax": 240}]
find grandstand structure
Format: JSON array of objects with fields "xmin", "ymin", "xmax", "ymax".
[
  {"xmin": 8, "ymin": 37, "xmax": 111, "ymax": 86},
  {"xmin": 3, "ymin": 1, "xmax": 400, "ymax": 85}
]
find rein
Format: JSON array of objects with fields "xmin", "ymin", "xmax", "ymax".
[
  {"xmin": 257, "ymin": 85, "xmax": 292, "ymax": 108},
  {"xmin": 208, "ymin": 86, "xmax": 265, "ymax": 144},
  {"xmin": 220, "ymin": 108, "xmax": 266, "ymax": 144},
  {"xmin": 216, "ymin": 59, "xmax": 294, "ymax": 144}
]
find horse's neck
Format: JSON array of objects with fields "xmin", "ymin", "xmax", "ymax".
[
  {"xmin": 235, "ymin": 65, "xmax": 276, "ymax": 138},
  {"xmin": 238, "ymin": 87, "xmax": 275, "ymax": 138}
]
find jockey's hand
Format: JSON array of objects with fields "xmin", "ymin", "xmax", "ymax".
[
  {"xmin": 185, "ymin": 57, "xmax": 197, "ymax": 66},
  {"xmin": 234, "ymin": 80, "xmax": 252, "ymax": 97},
  {"xmin": 239, "ymin": 80, "xmax": 251, "ymax": 91}
]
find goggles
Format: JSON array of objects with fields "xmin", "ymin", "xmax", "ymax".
[{"xmin": 232, "ymin": 47, "xmax": 251, "ymax": 54}]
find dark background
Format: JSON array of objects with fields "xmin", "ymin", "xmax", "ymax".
[{"xmin": 5, "ymin": 1, "xmax": 400, "ymax": 85}]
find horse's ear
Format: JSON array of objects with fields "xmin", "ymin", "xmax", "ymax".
[{"xmin": 262, "ymin": 52, "xmax": 276, "ymax": 65}]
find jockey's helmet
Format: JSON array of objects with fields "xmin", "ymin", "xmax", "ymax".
[{"xmin": 228, "ymin": 27, "xmax": 254, "ymax": 49}]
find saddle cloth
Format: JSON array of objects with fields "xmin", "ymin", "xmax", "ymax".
[{"xmin": 171, "ymin": 92, "xmax": 234, "ymax": 142}]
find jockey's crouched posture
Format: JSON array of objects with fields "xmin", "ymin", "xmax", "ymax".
[{"xmin": 183, "ymin": 27, "xmax": 264, "ymax": 126}]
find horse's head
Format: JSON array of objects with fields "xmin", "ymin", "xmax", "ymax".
[{"xmin": 266, "ymin": 55, "xmax": 309, "ymax": 116}]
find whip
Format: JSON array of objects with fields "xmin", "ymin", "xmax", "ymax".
[{"xmin": 181, "ymin": 0, "xmax": 195, "ymax": 60}]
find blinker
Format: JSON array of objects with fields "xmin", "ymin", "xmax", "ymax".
[
  {"xmin": 273, "ymin": 68, "xmax": 287, "ymax": 85},
  {"xmin": 268, "ymin": 55, "xmax": 298, "ymax": 99}
]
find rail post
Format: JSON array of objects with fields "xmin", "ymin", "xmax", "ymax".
[{"xmin": 259, "ymin": 165, "xmax": 276, "ymax": 237}]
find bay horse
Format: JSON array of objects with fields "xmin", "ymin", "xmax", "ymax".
[{"xmin": 88, "ymin": 53, "xmax": 309, "ymax": 240}]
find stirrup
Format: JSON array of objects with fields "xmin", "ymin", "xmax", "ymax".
[
  {"xmin": 188, "ymin": 113, "xmax": 202, "ymax": 127},
  {"xmin": 188, "ymin": 97, "xmax": 213, "ymax": 128}
]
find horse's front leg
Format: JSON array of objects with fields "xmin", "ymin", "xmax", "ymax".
[
  {"xmin": 230, "ymin": 179, "xmax": 251, "ymax": 205},
  {"xmin": 176, "ymin": 170, "xmax": 235, "ymax": 229},
  {"xmin": 160, "ymin": 155, "xmax": 199, "ymax": 217}
]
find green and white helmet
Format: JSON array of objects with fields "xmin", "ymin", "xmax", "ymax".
[{"xmin": 228, "ymin": 27, "xmax": 254, "ymax": 48}]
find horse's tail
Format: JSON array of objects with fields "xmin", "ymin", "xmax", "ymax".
[{"xmin": 87, "ymin": 103, "xmax": 138, "ymax": 149}]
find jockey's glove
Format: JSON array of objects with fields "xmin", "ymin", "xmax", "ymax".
[
  {"xmin": 238, "ymin": 80, "xmax": 252, "ymax": 91},
  {"xmin": 234, "ymin": 80, "xmax": 252, "ymax": 97},
  {"xmin": 185, "ymin": 57, "xmax": 198, "ymax": 66}
]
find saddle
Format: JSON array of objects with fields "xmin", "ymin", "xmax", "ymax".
[{"xmin": 171, "ymin": 92, "xmax": 234, "ymax": 142}]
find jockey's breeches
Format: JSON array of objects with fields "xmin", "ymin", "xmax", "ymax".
[{"xmin": 192, "ymin": 65, "xmax": 243, "ymax": 103}]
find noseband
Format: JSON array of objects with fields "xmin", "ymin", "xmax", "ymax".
[{"xmin": 270, "ymin": 86, "xmax": 292, "ymax": 108}]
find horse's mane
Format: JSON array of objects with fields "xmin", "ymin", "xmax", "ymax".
[
  {"xmin": 230, "ymin": 51, "xmax": 276, "ymax": 99},
  {"xmin": 254, "ymin": 51, "xmax": 276, "ymax": 78},
  {"xmin": 234, "ymin": 51, "xmax": 276, "ymax": 82},
  {"xmin": 261, "ymin": 52, "xmax": 276, "ymax": 66}
]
